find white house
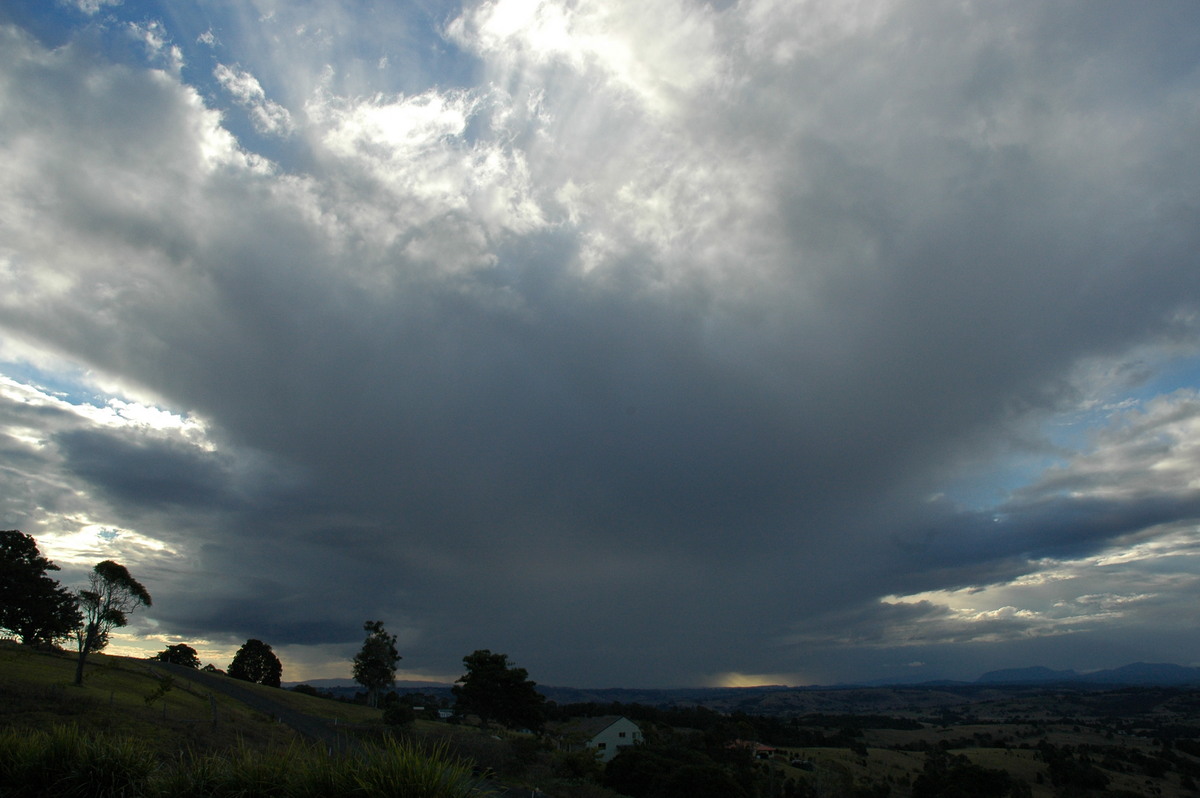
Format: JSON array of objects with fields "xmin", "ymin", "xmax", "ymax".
[{"xmin": 560, "ymin": 715, "xmax": 643, "ymax": 763}]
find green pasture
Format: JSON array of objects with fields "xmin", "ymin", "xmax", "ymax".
[{"xmin": 0, "ymin": 645, "xmax": 322, "ymax": 753}]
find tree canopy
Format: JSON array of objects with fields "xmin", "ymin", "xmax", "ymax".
[
  {"xmin": 228, "ymin": 638, "xmax": 282, "ymax": 687},
  {"xmin": 452, "ymin": 649, "xmax": 546, "ymax": 731},
  {"xmin": 150, "ymin": 643, "xmax": 201, "ymax": 668},
  {"xmin": 352, "ymin": 620, "xmax": 401, "ymax": 708},
  {"xmin": 0, "ymin": 531, "xmax": 80, "ymax": 647},
  {"xmin": 74, "ymin": 560, "xmax": 152, "ymax": 685}
]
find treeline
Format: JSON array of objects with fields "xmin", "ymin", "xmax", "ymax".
[
  {"xmin": 151, "ymin": 639, "xmax": 284, "ymax": 687},
  {"xmin": 549, "ymin": 700, "xmax": 918, "ymax": 748},
  {"xmin": 1038, "ymin": 739, "xmax": 1200, "ymax": 791},
  {"xmin": 911, "ymin": 749, "xmax": 1030, "ymax": 798},
  {"xmin": 3, "ymin": 533, "xmax": 550, "ymax": 737},
  {"xmin": 575, "ymin": 705, "xmax": 900, "ymax": 798}
]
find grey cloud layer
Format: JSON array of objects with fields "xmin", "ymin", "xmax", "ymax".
[{"xmin": 2, "ymin": 1, "xmax": 1200, "ymax": 684}]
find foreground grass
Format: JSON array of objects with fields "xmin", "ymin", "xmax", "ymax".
[{"xmin": 0, "ymin": 724, "xmax": 491, "ymax": 798}]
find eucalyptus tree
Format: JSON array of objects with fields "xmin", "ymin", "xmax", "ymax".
[{"xmin": 74, "ymin": 560, "xmax": 152, "ymax": 685}]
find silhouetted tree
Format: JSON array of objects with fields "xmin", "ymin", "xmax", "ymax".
[
  {"xmin": 150, "ymin": 643, "xmax": 201, "ymax": 668},
  {"xmin": 228, "ymin": 638, "xmax": 282, "ymax": 687},
  {"xmin": 353, "ymin": 620, "xmax": 401, "ymax": 708},
  {"xmin": 74, "ymin": 560, "xmax": 152, "ymax": 685},
  {"xmin": 452, "ymin": 649, "xmax": 546, "ymax": 731},
  {"xmin": 0, "ymin": 531, "xmax": 80, "ymax": 647}
]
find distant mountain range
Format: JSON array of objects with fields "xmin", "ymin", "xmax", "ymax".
[
  {"xmin": 974, "ymin": 662, "xmax": 1200, "ymax": 686},
  {"xmin": 284, "ymin": 662, "xmax": 1200, "ymax": 700},
  {"xmin": 288, "ymin": 678, "xmax": 449, "ymax": 690}
]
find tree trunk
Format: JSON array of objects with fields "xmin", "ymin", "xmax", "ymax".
[{"xmin": 73, "ymin": 622, "xmax": 95, "ymax": 686}]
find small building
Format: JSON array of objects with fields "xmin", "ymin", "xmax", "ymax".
[
  {"xmin": 558, "ymin": 715, "xmax": 643, "ymax": 763},
  {"xmin": 728, "ymin": 739, "xmax": 778, "ymax": 759}
]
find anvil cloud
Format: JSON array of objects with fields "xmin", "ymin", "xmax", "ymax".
[{"xmin": 2, "ymin": 0, "xmax": 1200, "ymax": 687}]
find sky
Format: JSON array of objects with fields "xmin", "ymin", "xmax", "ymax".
[{"xmin": 2, "ymin": 0, "xmax": 1200, "ymax": 689}]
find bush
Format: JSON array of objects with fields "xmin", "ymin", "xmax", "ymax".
[
  {"xmin": 659, "ymin": 764, "xmax": 748, "ymax": 798},
  {"xmin": 384, "ymin": 703, "xmax": 416, "ymax": 727},
  {"xmin": 551, "ymin": 748, "xmax": 605, "ymax": 780}
]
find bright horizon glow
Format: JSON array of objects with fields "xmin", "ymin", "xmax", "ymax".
[{"xmin": 708, "ymin": 672, "xmax": 809, "ymax": 689}]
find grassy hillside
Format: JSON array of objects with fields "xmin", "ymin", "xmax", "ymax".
[
  {"xmin": 0, "ymin": 643, "xmax": 496, "ymax": 797},
  {"xmin": 0, "ymin": 643, "xmax": 601, "ymax": 797},
  {"xmin": 12, "ymin": 642, "xmax": 1200, "ymax": 797},
  {"xmin": 0, "ymin": 642, "xmax": 378, "ymax": 754}
]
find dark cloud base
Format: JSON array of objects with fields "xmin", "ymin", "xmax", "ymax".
[{"xmin": 3, "ymin": 2, "xmax": 1200, "ymax": 685}]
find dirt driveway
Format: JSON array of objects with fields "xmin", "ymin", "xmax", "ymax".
[{"xmin": 147, "ymin": 661, "xmax": 361, "ymax": 752}]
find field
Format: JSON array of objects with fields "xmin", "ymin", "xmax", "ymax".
[
  {"xmin": 547, "ymin": 681, "xmax": 1200, "ymax": 796},
  {"xmin": 7, "ymin": 642, "xmax": 1200, "ymax": 797},
  {"xmin": 761, "ymin": 737, "xmax": 1194, "ymax": 797},
  {"xmin": 741, "ymin": 687, "xmax": 1200, "ymax": 797}
]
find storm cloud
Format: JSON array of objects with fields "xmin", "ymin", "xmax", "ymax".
[{"xmin": 2, "ymin": 0, "xmax": 1200, "ymax": 686}]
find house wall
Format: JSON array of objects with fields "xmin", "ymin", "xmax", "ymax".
[{"xmin": 589, "ymin": 717, "xmax": 642, "ymax": 762}]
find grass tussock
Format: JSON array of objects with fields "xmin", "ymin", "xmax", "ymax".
[
  {"xmin": 354, "ymin": 737, "xmax": 486, "ymax": 798},
  {"xmin": 0, "ymin": 724, "xmax": 156, "ymax": 798},
  {"xmin": 0, "ymin": 725, "xmax": 492, "ymax": 798}
]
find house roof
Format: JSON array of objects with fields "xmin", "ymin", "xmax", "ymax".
[{"xmin": 556, "ymin": 715, "xmax": 637, "ymax": 739}]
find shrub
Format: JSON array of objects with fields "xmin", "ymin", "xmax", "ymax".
[{"xmin": 383, "ymin": 703, "xmax": 416, "ymax": 727}]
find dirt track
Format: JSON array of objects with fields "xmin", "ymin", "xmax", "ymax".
[{"xmin": 146, "ymin": 661, "xmax": 361, "ymax": 752}]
